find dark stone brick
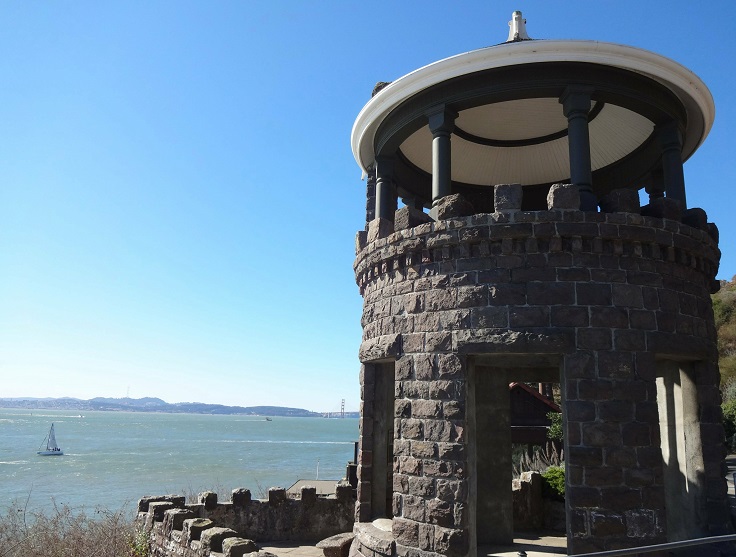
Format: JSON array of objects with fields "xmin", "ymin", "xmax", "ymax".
[
  {"xmin": 604, "ymin": 447, "xmax": 637, "ymax": 468},
  {"xmin": 552, "ymin": 306, "xmax": 589, "ymax": 327},
  {"xmin": 471, "ymin": 306, "xmax": 509, "ymax": 328},
  {"xmin": 590, "ymin": 307, "xmax": 628, "ymax": 328},
  {"xmin": 395, "ymin": 206, "xmax": 433, "ymax": 231},
  {"xmin": 433, "ymin": 526, "xmax": 468, "ymax": 557},
  {"xmin": 614, "ymin": 329, "xmax": 646, "ymax": 351},
  {"xmin": 567, "ymin": 401, "xmax": 596, "ymax": 421},
  {"xmin": 567, "ymin": 486, "xmax": 601, "ymax": 507},
  {"xmin": 435, "ymin": 193, "xmax": 475, "ymax": 220},
  {"xmin": 629, "ymin": 310, "xmax": 656, "ymax": 330},
  {"xmin": 577, "ymin": 328, "xmax": 612, "ymax": 350},
  {"xmin": 567, "ymin": 446, "xmax": 603, "ymax": 466},
  {"xmin": 494, "ymin": 183, "xmax": 523, "ymax": 212},
  {"xmin": 527, "ymin": 282, "xmax": 575, "ymax": 305},
  {"xmin": 456, "ymin": 285, "xmax": 487, "ymax": 308},
  {"xmin": 577, "ymin": 283, "xmax": 613, "ymax": 306},
  {"xmin": 509, "ymin": 306, "xmax": 550, "ymax": 327},
  {"xmin": 393, "ymin": 517, "xmax": 419, "ymax": 547},
  {"xmin": 604, "ymin": 487, "xmax": 642, "ymax": 510},
  {"xmin": 621, "ymin": 422, "xmax": 651, "ymax": 446},
  {"xmin": 591, "ymin": 512, "xmax": 626, "ymax": 537},
  {"xmin": 583, "ymin": 422, "xmax": 622, "ymax": 448},
  {"xmin": 585, "ymin": 467, "xmax": 623, "ymax": 487},
  {"xmin": 597, "ymin": 351, "xmax": 634, "ymax": 379},
  {"xmin": 612, "ymin": 284, "xmax": 644, "ymax": 308},
  {"xmin": 597, "ymin": 400, "xmax": 633, "ymax": 422},
  {"xmin": 488, "ymin": 283, "xmax": 526, "ymax": 305},
  {"xmin": 547, "ymin": 183, "xmax": 579, "ymax": 210},
  {"xmin": 600, "ymin": 189, "xmax": 640, "ymax": 214}
]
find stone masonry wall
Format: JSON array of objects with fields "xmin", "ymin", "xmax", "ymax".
[
  {"xmin": 138, "ymin": 485, "xmax": 355, "ymax": 557},
  {"xmin": 353, "ymin": 186, "xmax": 727, "ymax": 556}
]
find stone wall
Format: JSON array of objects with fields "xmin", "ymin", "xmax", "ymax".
[
  {"xmin": 353, "ymin": 185, "xmax": 728, "ymax": 555},
  {"xmin": 138, "ymin": 485, "xmax": 355, "ymax": 557}
]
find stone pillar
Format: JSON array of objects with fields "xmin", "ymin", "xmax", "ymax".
[
  {"xmin": 427, "ymin": 106, "xmax": 457, "ymax": 212},
  {"xmin": 365, "ymin": 165, "xmax": 377, "ymax": 229},
  {"xmin": 658, "ymin": 121, "xmax": 687, "ymax": 209},
  {"xmin": 646, "ymin": 166, "xmax": 665, "ymax": 204},
  {"xmin": 473, "ymin": 366, "xmax": 513, "ymax": 545},
  {"xmin": 375, "ymin": 156, "xmax": 396, "ymax": 222},
  {"xmin": 560, "ymin": 87, "xmax": 596, "ymax": 211}
]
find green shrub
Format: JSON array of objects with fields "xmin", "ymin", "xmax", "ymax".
[
  {"xmin": 723, "ymin": 400, "xmax": 736, "ymax": 449},
  {"xmin": 547, "ymin": 411, "xmax": 563, "ymax": 442},
  {"xmin": 541, "ymin": 466, "xmax": 565, "ymax": 501}
]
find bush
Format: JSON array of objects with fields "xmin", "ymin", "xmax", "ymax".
[
  {"xmin": 723, "ymin": 400, "xmax": 736, "ymax": 449},
  {"xmin": 541, "ymin": 466, "xmax": 565, "ymax": 501},
  {"xmin": 0, "ymin": 501, "xmax": 146, "ymax": 557},
  {"xmin": 547, "ymin": 411, "xmax": 563, "ymax": 442}
]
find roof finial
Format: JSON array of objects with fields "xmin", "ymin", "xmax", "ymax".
[{"xmin": 507, "ymin": 10, "xmax": 531, "ymax": 42}]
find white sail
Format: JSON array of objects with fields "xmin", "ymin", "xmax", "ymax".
[
  {"xmin": 37, "ymin": 423, "xmax": 63, "ymax": 456},
  {"xmin": 47, "ymin": 424, "xmax": 58, "ymax": 451}
]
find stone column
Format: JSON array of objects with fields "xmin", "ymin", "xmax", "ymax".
[
  {"xmin": 658, "ymin": 121, "xmax": 687, "ymax": 209},
  {"xmin": 561, "ymin": 87, "xmax": 596, "ymax": 211},
  {"xmin": 645, "ymin": 166, "xmax": 665, "ymax": 204},
  {"xmin": 427, "ymin": 106, "xmax": 457, "ymax": 212},
  {"xmin": 365, "ymin": 165, "xmax": 376, "ymax": 229},
  {"xmin": 375, "ymin": 155, "xmax": 396, "ymax": 222}
]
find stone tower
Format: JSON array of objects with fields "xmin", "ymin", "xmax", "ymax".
[{"xmin": 349, "ymin": 12, "xmax": 729, "ymax": 557}]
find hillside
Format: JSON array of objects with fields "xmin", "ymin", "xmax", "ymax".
[
  {"xmin": 713, "ymin": 277, "xmax": 736, "ymax": 445},
  {"xmin": 714, "ymin": 277, "xmax": 736, "ymax": 389},
  {"xmin": 0, "ymin": 397, "xmax": 324, "ymax": 417}
]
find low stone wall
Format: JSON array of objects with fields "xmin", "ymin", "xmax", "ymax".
[
  {"xmin": 512, "ymin": 471, "xmax": 565, "ymax": 532},
  {"xmin": 138, "ymin": 484, "xmax": 355, "ymax": 557}
]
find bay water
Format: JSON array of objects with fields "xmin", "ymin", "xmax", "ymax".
[{"xmin": 0, "ymin": 409, "xmax": 358, "ymax": 515}]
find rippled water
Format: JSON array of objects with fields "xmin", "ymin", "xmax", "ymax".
[{"xmin": 0, "ymin": 409, "xmax": 357, "ymax": 513}]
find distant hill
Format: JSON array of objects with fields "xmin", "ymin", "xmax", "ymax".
[{"xmin": 0, "ymin": 396, "xmax": 327, "ymax": 417}]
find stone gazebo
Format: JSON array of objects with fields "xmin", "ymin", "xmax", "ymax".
[{"xmin": 350, "ymin": 12, "xmax": 728, "ymax": 556}]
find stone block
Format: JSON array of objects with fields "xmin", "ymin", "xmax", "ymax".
[
  {"xmin": 268, "ymin": 487, "xmax": 287, "ymax": 505},
  {"xmin": 435, "ymin": 193, "xmax": 474, "ymax": 220},
  {"xmin": 707, "ymin": 222, "xmax": 719, "ymax": 243},
  {"xmin": 682, "ymin": 207, "xmax": 708, "ymax": 230},
  {"xmin": 223, "ymin": 537, "xmax": 259, "ymax": 557},
  {"xmin": 137, "ymin": 494, "xmax": 185, "ymax": 513},
  {"xmin": 148, "ymin": 501, "xmax": 174, "ymax": 522},
  {"xmin": 367, "ymin": 218, "xmax": 394, "ymax": 243},
  {"xmin": 493, "ymin": 183, "xmax": 523, "ymax": 212},
  {"xmin": 547, "ymin": 183, "xmax": 579, "ymax": 210},
  {"xmin": 359, "ymin": 334, "xmax": 401, "ymax": 362},
  {"xmin": 300, "ymin": 485, "xmax": 317, "ymax": 505},
  {"xmin": 163, "ymin": 508, "xmax": 196, "ymax": 534},
  {"xmin": 317, "ymin": 533, "xmax": 355, "ymax": 557},
  {"xmin": 394, "ymin": 206, "xmax": 432, "ymax": 231},
  {"xmin": 599, "ymin": 188, "xmax": 640, "ymax": 214},
  {"xmin": 336, "ymin": 483, "xmax": 354, "ymax": 501},
  {"xmin": 198, "ymin": 491, "xmax": 218, "ymax": 510},
  {"xmin": 392, "ymin": 517, "xmax": 419, "ymax": 547},
  {"xmin": 183, "ymin": 518, "xmax": 214, "ymax": 543},
  {"xmin": 200, "ymin": 527, "xmax": 238, "ymax": 553},
  {"xmin": 641, "ymin": 197, "xmax": 683, "ymax": 221},
  {"xmin": 356, "ymin": 230, "xmax": 367, "ymax": 253},
  {"xmin": 231, "ymin": 488, "xmax": 251, "ymax": 507}
]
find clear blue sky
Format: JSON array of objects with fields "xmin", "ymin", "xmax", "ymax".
[{"xmin": 1, "ymin": 1, "xmax": 734, "ymax": 412}]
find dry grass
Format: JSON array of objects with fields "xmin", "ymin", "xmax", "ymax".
[
  {"xmin": 512, "ymin": 442, "xmax": 564, "ymax": 478},
  {"xmin": 0, "ymin": 498, "xmax": 147, "ymax": 557}
]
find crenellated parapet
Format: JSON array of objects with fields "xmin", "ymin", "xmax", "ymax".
[{"xmin": 138, "ymin": 484, "xmax": 355, "ymax": 557}]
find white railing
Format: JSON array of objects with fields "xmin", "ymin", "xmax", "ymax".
[{"xmin": 517, "ymin": 533, "xmax": 736, "ymax": 557}]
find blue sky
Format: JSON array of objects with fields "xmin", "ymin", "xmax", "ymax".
[{"xmin": 1, "ymin": 1, "xmax": 734, "ymax": 412}]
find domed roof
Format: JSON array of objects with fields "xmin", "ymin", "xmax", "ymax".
[{"xmin": 351, "ymin": 15, "xmax": 714, "ymax": 195}]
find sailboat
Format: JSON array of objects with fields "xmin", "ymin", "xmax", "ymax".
[{"xmin": 37, "ymin": 423, "xmax": 64, "ymax": 456}]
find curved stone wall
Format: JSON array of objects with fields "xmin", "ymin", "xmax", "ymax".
[{"xmin": 353, "ymin": 197, "xmax": 728, "ymax": 556}]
